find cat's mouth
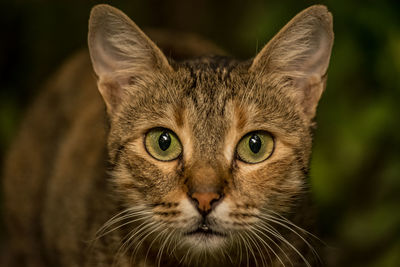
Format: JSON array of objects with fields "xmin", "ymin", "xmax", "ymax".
[{"xmin": 185, "ymin": 224, "xmax": 226, "ymax": 237}]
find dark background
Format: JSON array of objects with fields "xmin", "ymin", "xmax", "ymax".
[{"xmin": 1, "ymin": 0, "xmax": 400, "ymax": 266}]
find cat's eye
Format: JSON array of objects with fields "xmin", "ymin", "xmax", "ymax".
[
  {"xmin": 236, "ymin": 131, "xmax": 274, "ymax": 164},
  {"xmin": 145, "ymin": 128, "xmax": 182, "ymax": 161}
]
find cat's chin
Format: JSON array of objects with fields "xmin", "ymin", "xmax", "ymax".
[{"xmin": 183, "ymin": 228, "xmax": 227, "ymax": 250}]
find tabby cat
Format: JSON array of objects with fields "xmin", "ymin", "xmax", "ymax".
[{"xmin": 2, "ymin": 4, "xmax": 333, "ymax": 267}]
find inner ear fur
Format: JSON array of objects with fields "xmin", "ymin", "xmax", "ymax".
[
  {"xmin": 88, "ymin": 4, "xmax": 172, "ymax": 113},
  {"xmin": 250, "ymin": 5, "xmax": 334, "ymax": 119}
]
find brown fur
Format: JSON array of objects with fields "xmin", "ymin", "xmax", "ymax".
[{"xmin": 2, "ymin": 4, "xmax": 333, "ymax": 267}]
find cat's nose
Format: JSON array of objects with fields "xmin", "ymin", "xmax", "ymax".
[{"xmin": 189, "ymin": 192, "xmax": 223, "ymax": 215}]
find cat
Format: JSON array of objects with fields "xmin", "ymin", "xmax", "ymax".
[{"xmin": 2, "ymin": 4, "xmax": 333, "ymax": 267}]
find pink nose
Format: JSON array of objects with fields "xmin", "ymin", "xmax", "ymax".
[{"xmin": 190, "ymin": 192, "xmax": 222, "ymax": 214}]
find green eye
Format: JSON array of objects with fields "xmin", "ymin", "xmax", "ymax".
[
  {"xmin": 145, "ymin": 128, "xmax": 182, "ymax": 161},
  {"xmin": 236, "ymin": 131, "xmax": 274, "ymax": 164}
]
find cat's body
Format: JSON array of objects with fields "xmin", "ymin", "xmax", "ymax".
[{"xmin": 2, "ymin": 5, "xmax": 333, "ymax": 267}]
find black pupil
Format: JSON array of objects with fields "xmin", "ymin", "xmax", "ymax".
[
  {"xmin": 159, "ymin": 131, "xmax": 171, "ymax": 151},
  {"xmin": 249, "ymin": 134, "xmax": 262, "ymax": 154}
]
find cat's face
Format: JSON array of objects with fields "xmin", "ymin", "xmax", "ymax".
[
  {"xmin": 108, "ymin": 59, "xmax": 310, "ymax": 251},
  {"xmin": 88, "ymin": 4, "xmax": 333, "ymax": 264}
]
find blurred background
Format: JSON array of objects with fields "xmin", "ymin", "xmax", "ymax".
[{"xmin": 1, "ymin": 0, "xmax": 399, "ymax": 266}]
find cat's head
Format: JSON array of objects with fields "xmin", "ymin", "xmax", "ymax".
[{"xmin": 88, "ymin": 4, "xmax": 333, "ymax": 265}]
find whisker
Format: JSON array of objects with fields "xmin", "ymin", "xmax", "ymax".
[
  {"xmin": 258, "ymin": 213, "xmax": 321, "ymax": 264},
  {"xmin": 264, "ymin": 210, "xmax": 326, "ymax": 245},
  {"xmin": 251, "ymin": 224, "xmax": 292, "ymax": 267},
  {"xmin": 114, "ymin": 220, "xmax": 155, "ymax": 266},
  {"xmin": 95, "ymin": 213, "xmax": 148, "ymax": 241},
  {"xmin": 237, "ymin": 233, "xmax": 250, "ymax": 267},
  {"xmin": 129, "ymin": 222, "xmax": 160, "ymax": 265},
  {"xmin": 143, "ymin": 226, "xmax": 168, "ymax": 266},
  {"xmin": 156, "ymin": 229, "xmax": 174, "ymax": 267},
  {"xmin": 248, "ymin": 226, "xmax": 282, "ymax": 267},
  {"xmin": 166, "ymin": 232, "xmax": 179, "ymax": 257},
  {"xmin": 179, "ymin": 245, "xmax": 193, "ymax": 265},
  {"xmin": 95, "ymin": 207, "xmax": 145, "ymax": 236},
  {"xmin": 235, "ymin": 232, "xmax": 244, "ymax": 264},
  {"xmin": 256, "ymin": 218, "xmax": 312, "ymax": 267},
  {"xmin": 247, "ymin": 230, "xmax": 268, "ymax": 267},
  {"xmin": 223, "ymin": 241, "xmax": 234, "ymax": 265},
  {"xmin": 242, "ymin": 231, "xmax": 260, "ymax": 267}
]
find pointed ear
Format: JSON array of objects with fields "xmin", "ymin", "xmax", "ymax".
[
  {"xmin": 88, "ymin": 4, "xmax": 172, "ymax": 113},
  {"xmin": 250, "ymin": 5, "xmax": 334, "ymax": 119}
]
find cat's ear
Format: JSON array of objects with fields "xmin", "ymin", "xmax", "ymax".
[
  {"xmin": 88, "ymin": 4, "xmax": 172, "ymax": 112},
  {"xmin": 250, "ymin": 5, "xmax": 334, "ymax": 119}
]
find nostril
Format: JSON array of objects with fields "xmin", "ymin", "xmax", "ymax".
[
  {"xmin": 210, "ymin": 193, "xmax": 223, "ymax": 208},
  {"xmin": 190, "ymin": 194, "xmax": 199, "ymax": 206}
]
